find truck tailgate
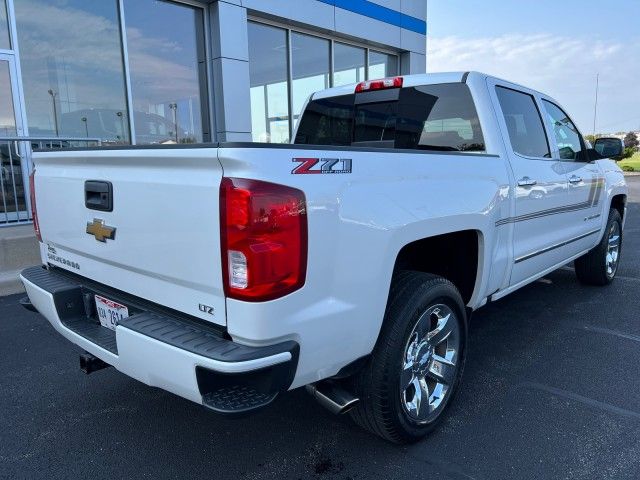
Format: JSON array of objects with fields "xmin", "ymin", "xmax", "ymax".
[{"xmin": 33, "ymin": 147, "xmax": 226, "ymax": 326}]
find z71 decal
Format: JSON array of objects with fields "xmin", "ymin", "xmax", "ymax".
[{"xmin": 292, "ymin": 158, "xmax": 352, "ymax": 175}]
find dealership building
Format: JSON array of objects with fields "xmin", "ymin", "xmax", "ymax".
[
  {"xmin": 1, "ymin": 0, "xmax": 426, "ymax": 145},
  {"xmin": 0, "ymin": 0, "xmax": 426, "ymax": 288}
]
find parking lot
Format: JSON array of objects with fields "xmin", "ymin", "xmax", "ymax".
[{"xmin": 1, "ymin": 176, "xmax": 639, "ymax": 480}]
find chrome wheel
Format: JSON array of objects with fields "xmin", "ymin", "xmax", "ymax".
[
  {"xmin": 605, "ymin": 221, "xmax": 621, "ymax": 278},
  {"xmin": 400, "ymin": 304, "xmax": 460, "ymax": 424}
]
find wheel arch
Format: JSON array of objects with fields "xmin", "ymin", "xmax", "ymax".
[
  {"xmin": 610, "ymin": 193, "xmax": 626, "ymax": 221},
  {"xmin": 391, "ymin": 229, "xmax": 483, "ymax": 306}
]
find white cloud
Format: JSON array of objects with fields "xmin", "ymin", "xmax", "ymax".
[{"xmin": 427, "ymin": 34, "xmax": 640, "ymax": 133}]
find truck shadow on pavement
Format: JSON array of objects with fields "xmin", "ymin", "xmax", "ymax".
[{"xmin": 2, "ymin": 196, "xmax": 639, "ymax": 480}]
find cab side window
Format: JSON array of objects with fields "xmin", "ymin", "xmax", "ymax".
[
  {"xmin": 495, "ymin": 86, "xmax": 550, "ymax": 158},
  {"xmin": 541, "ymin": 100, "xmax": 586, "ymax": 161}
]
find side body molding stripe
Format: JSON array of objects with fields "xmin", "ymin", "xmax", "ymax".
[
  {"xmin": 496, "ymin": 201, "xmax": 593, "ymax": 226},
  {"xmin": 497, "ymin": 173, "xmax": 605, "ymax": 227},
  {"xmin": 514, "ymin": 229, "xmax": 601, "ymax": 263}
]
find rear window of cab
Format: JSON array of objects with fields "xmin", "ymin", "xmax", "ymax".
[{"xmin": 294, "ymin": 83, "xmax": 486, "ymax": 152}]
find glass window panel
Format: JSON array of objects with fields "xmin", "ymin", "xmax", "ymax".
[
  {"xmin": 0, "ymin": 59, "xmax": 25, "ymax": 216},
  {"xmin": 353, "ymin": 101, "xmax": 396, "ymax": 147},
  {"xmin": 0, "ymin": 0, "xmax": 10, "ymax": 50},
  {"xmin": 248, "ymin": 22, "xmax": 289, "ymax": 143},
  {"xmin": 0, "ymin": 60, "xmax": 16, "ymax": 135},
  {"xmin": 295, "ymin": 83, "xmax": 485, "ymax": 152},
  {"xmin": 542, "ymin": 99, "xmax": 586, "ymax": 161},
  {"xmin": 403, "ymin": 84, "xmax": 485, "ymax": 151},
  {"xmin": 294, "ymin": 94, "xmax": 354, "ymax": 146},
  {"xmin": 124, "ymin": 0, "xmax": 205, "ymax": 145},
  {"xmin": 291, "ymin": 32, "xmax": 329, "ymax": 126},
  {"xmin": 496, "ymin": 86, "xmax": 550, "ymax": 158},
  {"xmin": 368, "ymin": 51, "xmax": 398, "ymax": 79},
  {"xmin": 249, "ymin": 86, "xmax": 266, "ymax": 142},
  {"xmin": 15, "ymin": 0, "xmax": 129, "ymax": 143},
  {"xmin": 333, "ymin": 43, "xmax": 365, "ymax": 87}
]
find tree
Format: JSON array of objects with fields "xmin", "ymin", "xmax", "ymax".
[
  {"xmin": 584, "ymin": 134, "xmax": 597, "ymax": 144},
  {"xmin": 624, "ymin": 132, "xmax": 639, "ymax": 150},
  {"xmin": 622, "ymin": 147, "xmax": 635, "ymax": 159}
]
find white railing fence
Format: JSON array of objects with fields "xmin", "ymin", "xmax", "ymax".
[{"xmin": 0, "ymin": 137, "xmax": 101, "ymax": 226}]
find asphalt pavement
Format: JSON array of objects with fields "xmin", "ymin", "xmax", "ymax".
[{"xmin": 2, "ymin": 177, "xmax": 640, "ymax": 480}]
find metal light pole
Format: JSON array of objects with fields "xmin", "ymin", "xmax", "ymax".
[
  {"xmin": 47, "ymin": 89, "xmax": 59, "ymax": 137},
  {"xmin": 592, "ymin": 73, "xmax": 599, "ymax": 137},
  {"xmin": 169, "ymin": 102, "xmax": 178, "ymax": 143},
  {"xmin": 81, "ymin": 116, "xmax": 88, "ymax": 138}
]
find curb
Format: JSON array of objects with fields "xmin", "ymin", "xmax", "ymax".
[{"xmin": 0, "ymin": 269, "xmax": 24, "ymax": 297}]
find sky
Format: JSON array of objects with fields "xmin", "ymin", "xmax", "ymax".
[{"xmin": 426, "ymin": 0, "xmax": 640, "ymax": 134}]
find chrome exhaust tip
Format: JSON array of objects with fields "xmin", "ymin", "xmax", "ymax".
[{"xmin": 306, "ymin": 381, "xmax": 359, "ymax": 415}]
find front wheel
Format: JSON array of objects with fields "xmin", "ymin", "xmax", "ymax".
[
  {"xmin": 349, "ymin": 272, "xmax": 467, "ymax": 444},
  {"xmin": 575, "ymin": 208, "xmax": 622, "ymax": 286}
]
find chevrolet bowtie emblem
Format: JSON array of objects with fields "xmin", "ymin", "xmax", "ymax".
[{"xmin": 86, "ymin": 218, "xmax": 116, "ymax": 242}]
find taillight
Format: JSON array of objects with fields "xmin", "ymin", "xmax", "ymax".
[
  {"xmin": 220, "ymin": 177, "xmax": 307, "ymax": 302},
  {"xmin": 355, "ymin": 76, "xmax": 403, "ymax": 93},
  {"xmin": 29, "ymin": 170, "xmax": 42, "ymax": 242}
]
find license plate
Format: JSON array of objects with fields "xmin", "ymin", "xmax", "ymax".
[{"xmin": 95, "ymin": 294, "xmax": 129, "ymax": 331}]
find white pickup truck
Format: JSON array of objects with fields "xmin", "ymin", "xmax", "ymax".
[{"xmin": 20, "ymin": 72, "xmax": 627, "ymax": 444}]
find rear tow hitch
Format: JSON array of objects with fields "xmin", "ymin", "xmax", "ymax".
[
  {"xmin": 19, "ymin": 297, "xmax": 37, "ymax": 313},
  {"xmin": 306, "ymin": 381, "xmax": 359, "ymax": 415},
  {"xmin": 79, "ymin": 352, "xmax": 111, "ymax": 374}
]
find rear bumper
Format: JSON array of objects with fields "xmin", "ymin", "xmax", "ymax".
[{"xmin": 20, "ymin": 265, "xmax": 299, "ymax": 414}]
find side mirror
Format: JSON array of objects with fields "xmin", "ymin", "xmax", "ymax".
[{"xmin": 593, "ymin": 137, "xmax": 624, "ymax": 160}]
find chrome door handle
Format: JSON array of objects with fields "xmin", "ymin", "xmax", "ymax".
[
  {"xmin": 517, "ymin": 177, "xmax": 537, "ymax": 187},
  {"xmin": 569, "ymin": 175, "xmax": 582, "ymax": 184}
]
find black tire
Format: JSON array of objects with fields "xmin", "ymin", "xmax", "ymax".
[
  {"xmin": 349, "ymin": 271, "xmax": 467, "ymax": 444},
  {"xmin": 575, "ymin": 209, "xmax": 622, "ymax": 286}
]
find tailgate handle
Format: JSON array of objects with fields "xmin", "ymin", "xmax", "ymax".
[{"xmin": 85, "ymin": 181, "xmax": 113, "ymax": 212}]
